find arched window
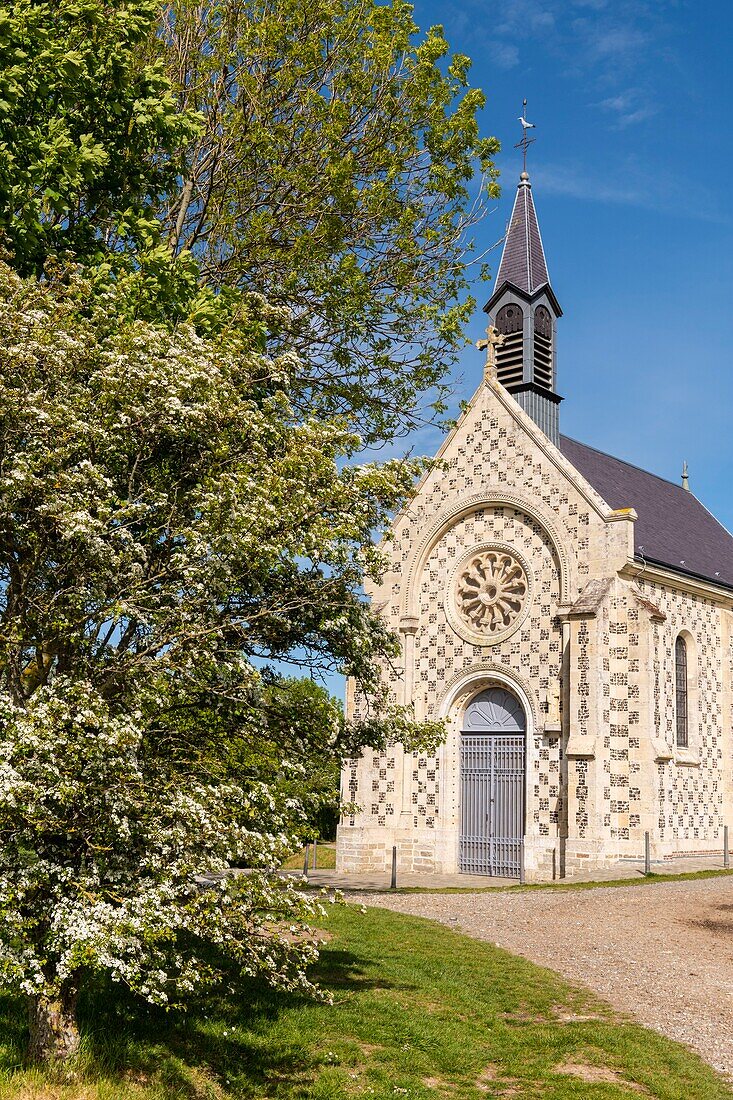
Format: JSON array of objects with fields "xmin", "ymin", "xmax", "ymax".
[
  {"xmin": 675, "ymin": 635, "xmax": 688, "ymax": 748},
  {"xmin": 496, "ymin": 303, "xmax": 523, "ymax": 335},
  {"xmin": 534, "ymin": 305, "xmax": 552, "ymax": 338},
  {"xmin": 494, "ymin": 304, "xmax": 524, "ymax": 388}
]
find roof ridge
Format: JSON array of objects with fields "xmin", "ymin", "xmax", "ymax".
[
  {"xmin": 689, "ymin": 490, "xmax": 733, "ymax": 544},
  {"xmin": 560, "ymin": 433, "xmax": 733, "ymax": 589},
  {"xmin": 559, "ymin": 434, "xmax": 696, "ymax": 495}
]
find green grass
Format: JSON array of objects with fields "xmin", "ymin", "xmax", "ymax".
[
  {"xmin": 0, "ymin": 904, "xmax": 730, "ymax": 1099},
  {"xmin": 378, "ymin": 866, "xmax": 730, "ymax": 893},
  {"xmin": 281, "ymin": 842, "xmax": 337, "ymax": 871}
]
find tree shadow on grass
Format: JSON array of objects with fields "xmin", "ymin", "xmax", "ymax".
[
  {"xmin": 0, "ymin": 994, "xmax": 31, "ymax": 1072},
  {"xmin": 64, "ymin": 941, "xmax": 409, "ymax": 1096}
]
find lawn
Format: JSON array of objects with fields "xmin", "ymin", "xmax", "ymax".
[
  {"xmin": 385, "ymin": 866, "xmax": 733, "ymax": 894},
  {"xmin": 281, "ymin": 842, "xmax": 337, "ymax": 871},
  {"xmin": 0, "ymin": 903, "xmax": 730, "ymax": 1099}
]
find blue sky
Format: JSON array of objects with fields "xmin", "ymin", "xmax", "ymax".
[
  {"xmin": 407, "ymin": 0, "xmax": 733, "ymax": 519},
  {"xmin": 314, "ymin": 1, "xmax": 733, "ymax": 701}
]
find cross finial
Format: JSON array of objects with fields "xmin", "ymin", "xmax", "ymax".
[
  {"xmin": 476, "ymin": 324, "xmax": 505, "ymax": 381},
  {"xmin": 515, "ymin": 98, "xmax": 536, "ymax": 175}
]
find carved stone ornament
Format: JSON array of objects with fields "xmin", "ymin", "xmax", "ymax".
[{"xmin": 446, "ymin": 543, "xmax": 532, "ymax": 647}]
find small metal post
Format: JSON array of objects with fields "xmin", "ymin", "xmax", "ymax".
[
  {"xmin": 303, "ymin": 842, "xmax": 310, "ymax": 879},
  {"xmin": 390, "ymin": 845, "xmax": 397, "ymax": 889},
  {"xmin": 725, "ymin": 825, "xmax": 730, "ymax": 869},
  {"xmin": 313, "ymin": 838, "xmax": 317, "ymax": 870},
  {"xmin": 519, "ymin": 840, "xmax": 525, "ymax": 885},
  {"xmin": 552, "ymin": 847, "xmax": 557, "ymax": 882},
  {"xmin": 644, "ymin": 830, "xmax": 651, "ymax": 875}
]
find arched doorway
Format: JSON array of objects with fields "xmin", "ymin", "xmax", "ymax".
[{"xmin": 459, "ymin": 687, "xmax": 526, "ymax": 878}]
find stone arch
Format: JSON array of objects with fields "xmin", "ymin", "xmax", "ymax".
[
  {"xmin": 435, "ymin": 663, "xmax": 538, "ymax": 845},
  {"xmin": 437, "ymin": 661, "xmax": 539, "ymax": 730},
  {"xmin": 401, "ymin": 491, "xmax": 572, "ymax": 623},
  {"xmin": 462, "ymin": 686, "xmax": 527, "ymax": 732}
]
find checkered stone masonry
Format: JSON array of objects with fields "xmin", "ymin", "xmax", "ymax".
[
  {"xmin": 339, "ymin": 380, "xmax": 730, "ymax": 878},
  {"xmin": 640, "ymin": 580, "xmax": 725, "ymax": 846},
  {"xmin": 411, "ymin": 753, "xmax": 439, "ymax": 829},
  {"xmin": 416, "ymin": 506, "xmax": 563, "ymax": 839},
  {"xmin": 369, "ymin": 752, "xmax": 396, "ymax": 827},
  {"xmin": 534, "ymin": 734, "xmax": 562, "ymax": 836},
  {"xmin": 345, "ymin": 673, "xmax": 398, "ymax": 828},
  {"xmin": 386, "ymin": 400, "xmax": 604, "ymax": 627},
  {"xmin": 339, "ymin": 383, "xmax": 625, "ymax": 875},
  {"xmin": 602, "ymin": 590, "xmax": 643, "ymax": 843}
]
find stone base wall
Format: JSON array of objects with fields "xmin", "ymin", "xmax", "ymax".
[
  {"xmin": 337, "ymin": 826, "xmax": 730, "ymax": 880},
  {"xmin": 338, "ymin": 825, "xmax": 569, "ymax": 882},
  {"xmin": 336, "ymin": 825, "xmax": 450, "ymax": 874}
]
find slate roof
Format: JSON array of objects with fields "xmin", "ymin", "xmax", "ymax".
[
  {"xmin": 559, "ymin": 435, "xmax": 733, "ymax": 590},
  {"xmin": 495, "ymin": 174, "xmax": 550, "ymax": 295}
]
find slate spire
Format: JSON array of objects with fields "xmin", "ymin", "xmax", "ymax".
[
  {"xmin": 495, "ymin": 172, "xmax": 550, "ymax": 296},
  {"xmin": 483, "ymin": 155, "xmax": 563, "ymax": 446}
]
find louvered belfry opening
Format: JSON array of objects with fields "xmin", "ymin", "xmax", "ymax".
[
  {"xmin": 495, "ymin": 303, "xmax": 524, "ymax": 389},
  {"xmin": 533, "ymin": 305, "xmax": 553, "ymax": 389}
]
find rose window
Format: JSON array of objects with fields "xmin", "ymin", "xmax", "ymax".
[{"xmin": 455, "ymin": 550, "xmax": 528, "ymax": 636}]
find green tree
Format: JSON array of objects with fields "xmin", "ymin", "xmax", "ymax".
[
  {"xmin": 0, "ymin": 262, "xmax": 442, "ymax": 1060},
  {"xmin": 157, "ymin": 0, "xmax": 499, "ymax": 441},
  {"xmin": 1, "ymin": 0, "xmax": 499, "ymax": 439},
  {"xmin": 0, "ymin": 0, "xmax": 493, "ymax": 1061},
  {"xmin": 0, "ymin": 0, "xmax": 197, "ymax": 275}
]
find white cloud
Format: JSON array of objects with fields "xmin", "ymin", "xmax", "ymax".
[
  {"xmin": 489, "ymin": 42, "xmax": 520, "ymax": 70},
  {"xmin": 577, "ymin": 22, "xmax": 648, "ymax": 64},
  {"xmin": 534, "ymin": 161, "xmax": 727, "ymax": 224},
  {"xmin": 597, "ymin": 90, "xmax": 659, "ymax": 128}
]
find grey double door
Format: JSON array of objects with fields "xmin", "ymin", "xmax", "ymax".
[{"xmin": 459, "ymin": 688, "xmax": 525, "ymax": 878}]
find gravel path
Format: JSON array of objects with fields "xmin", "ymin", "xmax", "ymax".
[{"xmin": 368, "ymin": 877, "xmax": 733, "ymax": 1076}]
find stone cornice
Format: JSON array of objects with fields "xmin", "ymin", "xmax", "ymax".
[{"xmin": 619, "ymin": 559, "xmax": 733, "ymax": 607}]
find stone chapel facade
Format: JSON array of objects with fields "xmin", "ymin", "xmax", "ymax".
[{"xmin": 336, "ymin": 168, "xmax": 733, "ymax": 881}]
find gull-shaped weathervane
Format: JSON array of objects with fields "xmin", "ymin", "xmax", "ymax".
[{"xmin": 515, "ymin": 98, "xmax": 536, "ymax": 173}]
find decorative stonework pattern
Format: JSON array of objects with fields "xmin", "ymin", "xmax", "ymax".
[
  {"xmin": 417, "ymin": 507, "xmax": 561, "ymax": 713},
  {"xmin": 415, "ymin": 506, "xmax": 563, "ymax": 840},
  {"xmin": 387, "ymin": 395, "xmax": 608, "ymax": 626},
  {"xmin": 411, "ymin": 753, "xmax": 439, "ymax": 829},
  {"xmin": 369, "ymin": 752, "xmax": 396, "ymax": 827},
  {"xmin": 577, "ymin": 621, "xmax": 590, "ymax": 735},
  {"xmin": 340, "ymin": 388, "xmax": 615, "ymax": 874},
  {"xmin": 653, "ymin": 621, "xmax": 661, "ymax": 739},
  {"xmin": 339, "ymin": 383, "xmax": 731, "ymax": 878},
  {"xmin": 452, "ymin": 546, "xmax": 529, "ymax": 641},
  {"xmin": 344, "ymin": 756, "xmax": 359, "ymax": 827},
  {"xmin": 575, "ymin": 759, "xmax": 589, "ymax": 837},
  {"xmin": 639, "ymin": 579, "xmax": 725, "ymax": 843},
  {"xmin": 534, "ymin": 733, "xmax": 562, "ymax": 836},
  {"xmin": 603, "ymin": 589, "xmax": 643, "ymax": 843}
]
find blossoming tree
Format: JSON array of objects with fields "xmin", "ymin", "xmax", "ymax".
[
  {"xmin": 0, "ymin": 0, "xmax": 492, "ymax": 1063},
  {"xmin": 0, "ymin": 266, "xmax": 441, "ymax": 1059}
]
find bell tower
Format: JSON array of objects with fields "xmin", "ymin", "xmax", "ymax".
[{"xmin": 484, "ymin": 112, "xmax": 562, "ymax": 445}]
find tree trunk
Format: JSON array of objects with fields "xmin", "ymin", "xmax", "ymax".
[{"xmin": 27, "ymin": 989, "xmax": 80, "ymax": 1062}]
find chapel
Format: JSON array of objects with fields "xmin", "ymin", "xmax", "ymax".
[{"xmin": 336, "ymin": 158, "xmax": 733, "ymax": 882}]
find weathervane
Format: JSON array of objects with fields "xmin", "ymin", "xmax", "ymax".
[{"xmin": 515, "ymin": 98, "xmax": 536, "ymax": 174}]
